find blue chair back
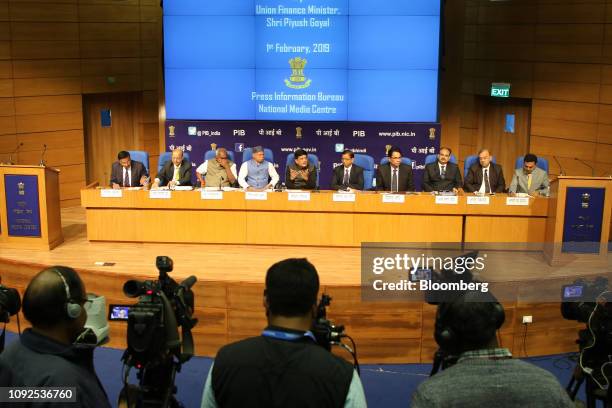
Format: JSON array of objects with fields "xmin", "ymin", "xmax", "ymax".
[
  {"xmin": 380, "ymin": 157, "xmax": 412, "ymax": 166},
  {"xmin": 286, "ymin": 153, "xmax": 320, "ymax": 187},
  {"xmin": 353, "ymin": 154, "xmax": 375, "ymax": 190},
  {"xmin": 464, "ymin": 154, "xmax": 496, "ymax": 176},
  {"xmin": 425, "ymin": 153, "xmax": 458, "ymax": 165},
  {"xmin": 242, "ymin": 147, "xmax": 274, "ymax": 164},
  {"xmin": 515, "ymin": 156, "xmax": 549, "ymax": 173},
  {"xmin": 204, "ymin": 149, "xmax": 235, "ymax": 162},
  {"xmin": 127, "ymin": 150, "xmax": 149, "ymax": 174},
  {"xmin": 158, "ymin": 151, "xmax": 190, "ymax": 173}
]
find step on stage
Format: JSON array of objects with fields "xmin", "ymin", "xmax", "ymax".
[{"xmin": 0, "ymin": 207, "xmax": 608, "ymax": 363}]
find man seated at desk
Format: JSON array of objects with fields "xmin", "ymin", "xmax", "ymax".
[
  {"xmin": 285, "ymin": 149, "xmax": 317, "ymax": 190},
  {"xmin": 152, "ymin": 149, "xmax": 192, "ymax": 188},
  {"xmin": 330, "ymin": 149, "xmax": 364, "ymax": 191},
  {"xmin": 422, "ymin": 147, "xmax": 462, "ymax": 193},
  {"xmin": 509, "ymin": 153, "xmax": 549, "ymax": 196},
  {"xmin": 464, "ymin": 149, "xmax": 505, "ymax": 194},
  {"xmin": 196, "ymin": 147, "xmax": 237, "ymax": 188},
  {"xmin": 110, "ymin": 151, "xmax": 148, "ymax": 189},
  {"xmin": 376, "ymin": 146, "xmax": 415, "ymax": 192},
  {"xmin": 238, "ymin": 146, "xmax": 279, "ymax": 191}
]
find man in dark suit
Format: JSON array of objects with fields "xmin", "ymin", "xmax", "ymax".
[
  {"xmin": 152, "ymin": 149, "xmax": 192, "ymax": 188},
  {"xmin": 464, "ymin": 149, "xmax": 506, "ymax": 193},
  {"xmin": 110, "ymin": 151, "xmax": 148, "ymax": 189},
  {"xmin": 422, "ymin": 147, "xmax": 462, "ymax": 192},
  {"xmin": 330, "ymin": 150, "xmax": 364, "ymax": 190},
  {"xmin": 376, "ymin": 146, "xmax": 415, "ymax": 192}
]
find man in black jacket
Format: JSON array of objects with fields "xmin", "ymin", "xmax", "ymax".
[
  {"xmin": 201, "ymin": 258, "xmax": 366, "ymax": 408},
  {"xmin": 464, "ymin": 149, "xmax": 506, "ymax": 193},
  {"xmin": 422, "ymin": 147, "xmax": 462, "ymax": 192},
  {"xmin": 153, "ymin": 149, "xmax": 192, "ymax": 188},
  {"xmin": 376, "ymin": 146, "xmax": 414, "ymax": 192},
  {"xmin": 285, "ymin": 149, "xmax": 317, "ymax": 190},
  {"xmin": 110, "ymin": 150, "xmax": 148, "ymax": 189},
  {"xmin": 0, "ymin": 266, "xmax": 111, "ymax": 408},
  {"xmin": 331, "ymin": 150, "xmax": 364, "ymax": 190}
]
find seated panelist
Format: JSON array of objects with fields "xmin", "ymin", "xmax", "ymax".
[
  {"xmin": 285, "ymin": 149, "xmax": 317, "ymax": 190},
  {"xmin": 152, "ymin": 149, "xmax": 192, "ymax": 188},
  {"xmin": 110, "ymin": 151, "xmax": 148, "ymax": 189},
  {"xmin": 196, "ymin": 148, "xmax": 237, "ymax": 188},
  {"xmin": 238, "ymin": 146, "xmax": 279, "ymax": 191},
  {"xmin": 422, "ymin": 147, "xmax": 462, "ymax": 193},
  {"xmin": 330, "ymin": 150, "xmax": 364, "ymax": 191},
  {"xmin": 376, "ymin": 147, "xmax": 415, "ymax": 192}
]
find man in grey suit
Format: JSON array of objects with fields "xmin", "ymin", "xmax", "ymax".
[
  {"xmin": 509, "ymin": 153, "xmax": 549, "ymax": 196},
  {"xmin": 110, "ymin": 151, "xmax": 148, "ymax": 189}
]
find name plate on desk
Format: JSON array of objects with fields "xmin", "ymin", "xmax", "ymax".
[
  {"xmin": 382, "ymin": 194, "xmax": 405, "ymax": 204},
  {"xmin": 435, "ymin": 195, "xmax": 458, "ymax": 205},
  {"xmin": 333, "ymin": 193, "xmax": 355, "ymax": 202},
  {"xmin": 506, "ymin": 196, "xmax": 529, "ymax": 206},
  {"xmin": 100, "ymin": 189, "xmax": 122, "ymax": 198},
  {"xmin": 149, "ymin": 190, "xmax": 171, "ymax": 199},
  {"xmin": 467, "ymin": 196, "xmax": 490, "ymax": 205},
  {"xmin": 288, "ymin": 192, "xmax": 310, "ymax": 201},
  {"xmin": 201, "ymin": 190, "xmax": 223, "ymax": 200},
  {"xmin": 245, "ymin": 191, "xmax": 267, "ymax": 200}
]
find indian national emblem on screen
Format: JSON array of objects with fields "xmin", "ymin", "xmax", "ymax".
[
  {"xmin": 295, "ymin": 127, "xmax": 303, "ymax": 139},
  {"xmin": 385, "ymin": 145, "xmax": 392, "ymax": 155},
  {"xmin": 210, "ymin": 143, "xmax": 217, "ymax": 151},
  {"xmin": 168, "ymin": 125, "xmax": 175, "ymax": 137},
  {"xmin": 429, "ymin": 127, "xmax": 436, "ymax": 140},
  {"xmin": 285, "ymin": 57, "xmax": 312, "ymax": 89},
  {"xmin": 17, "ymin": 182, "xmax": 25, "ymax": 196}
]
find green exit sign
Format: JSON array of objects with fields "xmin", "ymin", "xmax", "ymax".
[{"xmin": 491, "ymin": 83, "xmax": 511, "ymax": 97}]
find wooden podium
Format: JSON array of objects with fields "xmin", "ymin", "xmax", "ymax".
[
  {"xmin": 0, "ymin": 165, "xmax": 63, "ymax": 250},
  {"xmin": 544, "ymin": 176, "xmax": 612, "ymax": 266}
]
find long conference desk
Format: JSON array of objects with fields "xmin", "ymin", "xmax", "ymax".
[{"xmin": 80, "ymin": 189, "xmax": 548, "ymax": 246}]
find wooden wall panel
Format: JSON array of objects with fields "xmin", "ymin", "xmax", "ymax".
[
  {"xmin": 0, "ymin": 1, "xmax": 163, "ymax": 207},
  {"xmin": 457, "ymin": 1, "xmax": 612, "ymax": 181}
]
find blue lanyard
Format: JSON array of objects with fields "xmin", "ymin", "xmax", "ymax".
[{"xmin": 262, "ymin": 329, "xmax": 317, "ymax": 343}]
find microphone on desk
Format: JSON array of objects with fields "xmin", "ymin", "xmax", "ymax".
[
  {"xmin": 39, "ymin": 144, "xmax": 47, "ymax": 167},
  {"xmin": 552, "ymin": 156, "xmax": 565, "ymax": 176},
  {"xmin": 8, "ymin": 142, "xmax": 23, "ymax": 165},
  {"xmin": 574, "ymin": 157, "xmax": 595, "ymax": 177}
]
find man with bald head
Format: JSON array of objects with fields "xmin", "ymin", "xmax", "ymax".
[
  {"xmin": 0, "ymin": 266, "xmax": 111, "ymax": 408},
  {"xmin": 196, "ymin": 147, "xmax": 237, "ymax": 188},
  {"xmin": 464, "ymin": 149, "xmax": 506, "ymax": 193},
  {"xmin": 153, "ymin": 148, "xmax": 192, "ymax": 188}
]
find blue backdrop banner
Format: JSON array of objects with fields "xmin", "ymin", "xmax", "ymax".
[
  {"xmin": 165, "ymin": 120, "xmax": 441, "ymax": 190},
  {"xmin": 4, "ymin": 174, "xmax": 41, "ymax": 237}
]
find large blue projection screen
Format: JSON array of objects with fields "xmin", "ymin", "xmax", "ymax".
[{"xmin": 163, "ymin": 1, "xmax": 440, "ymax": 122}]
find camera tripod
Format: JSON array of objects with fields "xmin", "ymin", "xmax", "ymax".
[{"xmin": 566, "ymin": 362, "xmax": 611, "ymax": 408}]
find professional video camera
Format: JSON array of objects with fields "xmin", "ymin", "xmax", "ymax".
[
  {"xmin": 0, "ymin": 281, "xmax": 21, "ymax": 353},
  {"xmin": 119, "ymin": 256, "xmax": 198, "ymax": 408},
  {"xmin": 562, "ymin": 277, "xmax": 612, "ymax": 401},
  {"xmin": 312, "ymin": 294, "xmax": 360, "ymax": 374}
]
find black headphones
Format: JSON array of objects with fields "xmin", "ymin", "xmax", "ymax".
[
  {"xmin": 55, "ymin": 270, "xmax": 82, "ymax": 319},
  {"xmin": 434, "ymin": 291, "xmax": 505, "ymax": 352}
]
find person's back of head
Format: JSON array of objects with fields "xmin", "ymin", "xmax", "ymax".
[
  {"xmin": 434, "ymin": 290, "xmax": 505, "ymax": 355},
  {"xmin": 264, "ymin": 258, "xmax": 319, "ymax": 320},
  {"xmin": 22, "ymin": 265, "xmax": 87, "ymax": 343}
]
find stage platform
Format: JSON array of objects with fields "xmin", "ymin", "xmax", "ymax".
[{"xmin": 0, "ymin": 207, "xmax": 607, "ymax": 363}]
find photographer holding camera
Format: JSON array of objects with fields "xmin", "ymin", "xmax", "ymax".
[
  {"xmin": 412, "ymin": 290, "xmax": 573, "ymax": 407},
  {"xmin": 0, "ymin": 266, "xmax": 111, "ymax": 407},
  {"xmin": 201, "ymin": 258, "xmax": 366, "ymax": 408}
]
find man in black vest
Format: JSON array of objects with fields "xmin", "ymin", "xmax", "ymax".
[{"xmin": 201, "ymin": 258, "xmax": 366, "ymax": 408}]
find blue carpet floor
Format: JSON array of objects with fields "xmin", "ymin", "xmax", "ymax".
[{"xmin": 2, "ymin": 331, "xmax": 583, "ymax": 407}]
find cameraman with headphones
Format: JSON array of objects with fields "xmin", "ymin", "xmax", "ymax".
[
  {"xmin": 201, "ymin": 258, "xmax": 366, "ymax": 408},
  {"xmin": 0, "ymin": 266, "xmax": 111, "ymax": 408},
  {"xmin": 412, "ymin": 290, "xmax": 574, "ymax": 407}
]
